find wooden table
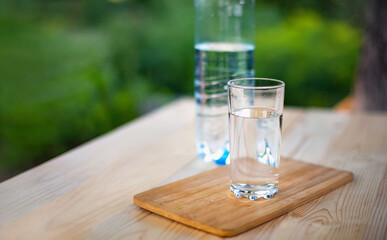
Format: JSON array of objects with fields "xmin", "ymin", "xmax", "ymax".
[{"xmin": 0, "ymin": 98, "xmax": 386, "ymax": 240}]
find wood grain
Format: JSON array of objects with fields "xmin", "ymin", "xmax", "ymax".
[
  {"xmin": 0, "ymin": 99, "xmax": 385, "ymax": 240},
  {"xmin": 133, "ymin": 158, "xmax": 353, "ymax": 237},
  {"xmin": 233, "ymin": 110, "xmax": 387, "ymax": 240}
]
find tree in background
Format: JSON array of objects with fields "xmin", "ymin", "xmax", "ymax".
[{"xmin": 355, "ymin": 0, "xmax": 387, "ymax": 111}]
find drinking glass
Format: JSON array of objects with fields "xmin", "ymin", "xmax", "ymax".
[{"xmin": 228, "ymin": 78, "xmax": 285, "ymax": 200}]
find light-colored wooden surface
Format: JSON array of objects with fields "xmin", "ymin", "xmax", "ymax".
[
  {"xmin": 134, "ymin": 158, "xmax": 353, "ymax": 237},
  {"xmin": 0, "ymin": 98, "xmax": 386, "ymax": 240}
]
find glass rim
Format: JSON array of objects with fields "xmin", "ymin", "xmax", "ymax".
[{"xmin": 228, "ymin": 78, "xmax": 285, "ymax": 90}]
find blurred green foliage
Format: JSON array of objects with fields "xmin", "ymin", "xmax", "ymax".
[
  {"xmin": 255, "ymin": 10, "xmax": 361, "ymax": 106},
  {"xmin": 0, "ymin": 0, "xmax": 362, "ymax": 179}
]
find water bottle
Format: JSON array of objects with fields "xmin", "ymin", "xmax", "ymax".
[{"xmin": 194, "ymin": 0, "xmax": 255, "ymax": 165}]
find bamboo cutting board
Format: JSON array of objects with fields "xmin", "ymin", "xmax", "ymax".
[{"xmin": 133, "ymin": 158, "xmax": 353, "ymax": 237}]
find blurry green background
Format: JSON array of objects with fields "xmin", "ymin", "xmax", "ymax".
[{"xmin": 0, "ymin": 0, "xmax": 363, "ymax": 180}]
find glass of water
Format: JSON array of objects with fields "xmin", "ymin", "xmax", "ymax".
[{"xmin": 227, "ymin": 78, "xmax": 285, "ymax": 200}]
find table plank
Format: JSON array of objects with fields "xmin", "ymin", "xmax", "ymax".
[
  {"xmin": 0, "ymin": 99, "xmax": 386, "ymax": 240},
  {"xmin": 240, "ymin": 111, "xmax": 387, "ymax": 240},
  {"xmin": 0, "ymin": 98, "xmax": 197, "ymax": 238}
]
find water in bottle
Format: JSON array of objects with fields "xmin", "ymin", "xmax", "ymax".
[{"xmin": 194, "ymin": 42, "xmax": 254, "ymax": 165}]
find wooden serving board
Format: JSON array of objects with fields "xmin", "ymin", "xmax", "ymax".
[{"xmin": 133, "ymin": 158, "xmax": 353, "ymax": 237}]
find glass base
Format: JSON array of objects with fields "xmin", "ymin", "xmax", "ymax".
[{"xmin": 230, "ymin": 183, "xmax": 278, "ymax": 201}]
